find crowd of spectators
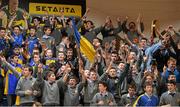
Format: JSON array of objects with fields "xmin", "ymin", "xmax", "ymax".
[{"xmin": 0, "ymin": 6, "xmax": 179, "ymax": 106}]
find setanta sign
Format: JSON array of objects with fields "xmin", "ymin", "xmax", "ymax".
[{"xmin": 29, "ymin": 3, "xmax": 82, "ymax": 17}]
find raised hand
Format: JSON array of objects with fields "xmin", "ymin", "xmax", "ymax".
[
  {"xmin": 117, "ymin": 17, "xmax": 121, "ymax": 22},
  {"xmin": 23, "ymin": 10, "xmax": 28, "ymax": 20},
  {"xmin": 82, "ymin": 8, "xmax": 90, "ymax": 20},
  {"xmin": 60, "ymin": 9, "xmax": 65, "ymax": 20},
  {"xmin": 137, "ymin": 13, "xmax": 142, "ymax": 22},
  {"xmin": 0, "ymin": 56, "xmax": 6, "ymax": 62},
  {"xmin": 105, "ymin": 16, "xmax": 110, "ymax": 24},
  {"xmin": 162, "ymin": 65, "xmax": 167, "ymax": 75},
  {"xmin": 125, "ymin": 16, "xmax": 129, "ymax": 21},
  {"xmin": 12, "ymin": 14, "xmax": 17, "ymax": 20},
  {"xmin": 37, "ymin": 63, "xmax": 43, "ymax": 73}
]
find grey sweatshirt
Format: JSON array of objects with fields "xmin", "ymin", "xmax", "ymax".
[
  {"xmin": 91, "ymin": 91, "xmax": 117, "ymax": 106},
  {"xmin": 35, "ymin": 72, "xmax": 63, "ymax": 105},
  {"xmin": 15, "ymin": 76, "xmax": 36, "ymax": 104},
  {"xmin": 159, "ymin": 91, "xmax": 180, "ymax": 106},
  {"xmin": 63, "ymin": 82, "xmax": 84, "ymax": 106},
  {"xmin": 83, "ymin": 80, "xmax": 99, "ymax": 103}
]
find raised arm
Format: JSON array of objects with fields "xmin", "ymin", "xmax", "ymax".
[
  {"xmin": 79, "ymin": 58, "xmax": 86, "ymax": 82},
  {"xmin": 36, "ymin": 63, "xmax": 44, "ymax": 83},
  {"xmin": 23, "ymin": 10, "xmax": 28, "ymax": 31},
  {"xmin": 76, "ymin": 58, "xmax": 87, "ymax": 92},
  {"xmin": 62, "ymin": 65, "xmax": 71, "ymax": 83},
  {"xmin": 118, "ymin": 55, "xmax": 131, "ymax": 84},
  {"xmin": 82, "ymin": 8, "xmax": 90, "ymax": 21},
  {"xmin": 8, "ymin": 15, "xmax": 17, "ymax": 29},
  {"xmin": 99, "ymin": 60, "xmax": 113, "ymax": 81},
  {"xmin": 59, "ymin": 10, "xmax": 66, "ymax": 28},
  {"xmin": 123, "ymin": 34, "xmax": 133, "ymax": 47},
  {"xmin": 122, "ymin": 16, "xmax": 129, "ymax": 33},
  {"xmin": 0, "ymin": 56, "xmax": 20, "ymax": 78},
  {"xmin": 76, "ymin": 8, "xmax": 90, "ymax": 30},
  {"xmin": 155, "ymin": 27, "xmax": 163, "ymax": 40},
  {"xmin": 136, "ymin": 14, "xmax": 145, "ymax": 38},
  {"xmin": 5, "ymin": 30, "xmax": 15, "ymax": 42},
  {"xmin": 111, "ymin": 17, "xmax": 122, "ymax": 34},
  {"xmin": 136, "ymin": 50, "xmax": 144, "ymax": 72}
]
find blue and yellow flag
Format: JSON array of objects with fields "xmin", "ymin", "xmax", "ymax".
[{"xmin": 72, "ymin": 18, "xmax": 96, "ymax": 63}]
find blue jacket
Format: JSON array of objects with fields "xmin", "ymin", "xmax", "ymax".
[
  {"xmin": 145, "ymin": 42, "xmax": 161, "ymax": 71},
  {"xmin": 27, "ymin": 36, "xmax": 40, "ymax": 55},
  {"xmin": 11, "ymin": 32, "xmax": 25, "ymax": 47},
  {"xmin": 0, "ymin": 38, "xmax": 9, "ymax": 51},
  {"xmin": 162, "ymin": 68, "xmax": 180, "ymax": 83},
  {"xmin": 29, "ymin": 59, "xmax": 37, "ymax": 67},
  {"xmin": 4, "ymin": 63, "xmax": 22, "ymax": 95},
  {"xmin": 133, "ymin": 94, "xmax": 159, "ymax": 106}
]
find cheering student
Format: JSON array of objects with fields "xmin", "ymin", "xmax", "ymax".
[
  {"xmin": 91, "ymin": 81, "xmax": 116, "ymax": 106},
  {"xmin": 159, "ymin": 80, "xmax": 180, "ymax": 106},
  {"xmin": 0, "ymin": 55, "xmax": 22, "ymax": 106},
  {"xmin": 133, "ymin": 82, "xmax": 159, "ymax": 106}
]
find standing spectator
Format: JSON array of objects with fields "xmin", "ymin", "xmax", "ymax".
[
  {"xmin": 1, "ymin": 0, "xmax": 30, "ymax": 27},
  {"xmin": 56, "ymin": 35, "xmax": 69, "ymax": 54},
  {"xmin": 34, "ymin": 63, "xmax": 64, "ymax": 106},
  {"xmin": 43, "ymin": 49, "xmax": 56, "ymax": 66},
  {"xmin": 62, "ymin": 64, "xmax": 85, "ymax": 106},
  {"xmin": 120, "ymin": 84, "xmax": 137, "ymax": 106},
  {"xmin": 8, "ymin": 25, "xmax": 26, "ymax": 48},
  {"xmin": 100, "ymin": 56, "xmax": 130, "ymax": 105},
  {"xmin": 64, "ymin": 9, "xmax": 89, "ymax": 43},
  {"xmin": 159, "ymin": 80, "xmax": 180, "ymax": 106},
  {"xmin": 122, "ymin": 15, "xmax": 144, "ymax": 44},
  {"xmin": 26, "ymin": 26, "xmax": 41, "ymax": 56},
  {"xmin": 101, "ymin": 16, "xmax": 122, "ymax": 44},
  {"xmin": 31, "ymin": 17, "xmax": 44, "ymax": 39},
  {"xmin": 0, "ymin": 55, "xmax": 22, "ymax": 106},
  {"xmin": 54, "ymin": 51, "xmax": 67, "ymax": 69},
  {"xmin": 7, "ymin": 10, "xmax": 28, "ymax": 47},
  {"xmin": 50, "ymin": 12, "xmax": 66, "ymax": 46},
  {"xmin": 133, "ymin": 82, "xmax": 159, "ymax": 106},
  {"xmin": 83, "ymin": 20, "xmax": 103, "ymax": 43},
  {"xmin": 161, "ymin": 58, "xmax": 180, "ymax": 83},
  {"xmin": 41, "ymin": 26, "xmax": 55, "ymax": 51},
  {"xmin": 82, "ymin": 68, "xmax": 99, "ymax": 106},
  {"xmin": 91, "ymin": 81, "xmax": 116, "ymax": 106},
  {"xmin": 0, "ymin": 27, "xmax": 10, "ymax": 57},
  {"xmin": 15, "ymin": 65, "xmax": 38, "ymax": 106}
]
